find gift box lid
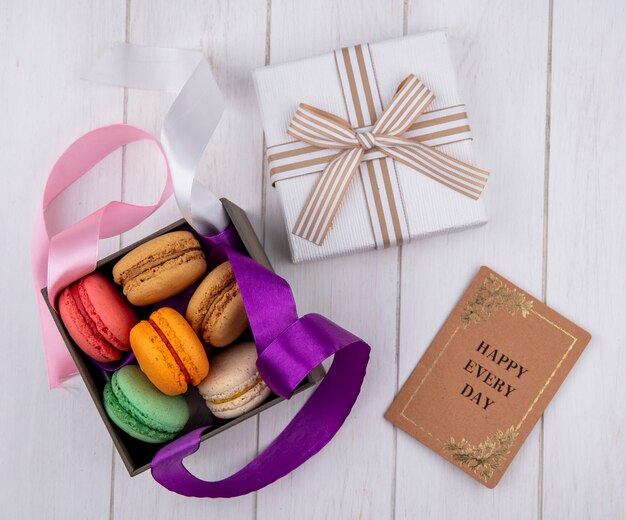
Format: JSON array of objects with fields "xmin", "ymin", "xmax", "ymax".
[{"xmin": 254, "ymin": 30, "xmax": 488, "ymax": 263}]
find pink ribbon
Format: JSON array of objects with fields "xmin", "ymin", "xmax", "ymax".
[{"xmin": 31, "ymin": 125, "xmax": 173, "ymax": 387}]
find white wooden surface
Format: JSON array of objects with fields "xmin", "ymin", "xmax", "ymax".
[{"xmin": 2, "ymin": 0, "xmax": 624, "ymax": 518}]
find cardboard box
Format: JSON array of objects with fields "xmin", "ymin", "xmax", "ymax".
[{"xmin": 42, "ymin": 199, "xmax": 325, "ymax": 476}]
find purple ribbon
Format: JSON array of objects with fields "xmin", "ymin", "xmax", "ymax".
[
  {"xmin": 90, "ymin": 352, "xmax": 136, "ymax": 372},
  {"xmin": 151, "ymin": 227, "xmax": 371, "ymax": 498}
]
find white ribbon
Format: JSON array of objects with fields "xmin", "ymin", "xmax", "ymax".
[{"xmin": 86, "ymin": 42, "xmax": 230, "ymax": 235}]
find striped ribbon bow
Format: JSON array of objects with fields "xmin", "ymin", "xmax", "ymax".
[{"xmin": 288, "ymin": 74, "xmax": 489, "ymax": 246}]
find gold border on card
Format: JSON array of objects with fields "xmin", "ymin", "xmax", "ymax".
[{"xmin": 398, "ymin": 274, "xmax": 579, "ymax": 481}]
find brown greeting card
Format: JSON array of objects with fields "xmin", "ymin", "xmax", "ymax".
[{"xmin": 385, "ymin": 266, "xmax": 591, "ymax": 488}]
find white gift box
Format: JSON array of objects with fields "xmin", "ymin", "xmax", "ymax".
[{"xmin": 253, "ymin": 30, "xmax": 488, "ymax": 263}]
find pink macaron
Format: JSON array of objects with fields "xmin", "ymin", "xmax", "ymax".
[{"xmin": 59, "ymin": 272, "xmax": 138, "ymax": 363}]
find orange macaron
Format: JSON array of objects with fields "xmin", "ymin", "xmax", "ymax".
[{"xmin": 130, "ymin": 307, "xmax": 209, "ymax": 395}]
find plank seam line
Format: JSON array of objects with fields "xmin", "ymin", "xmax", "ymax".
[
  {"xmin": 256, "ymin": 2, "xmax": 272, "ymax": 519},
  {"xmin": 391, "ymin": 246, "xmax": 402, "ymax": 520},
  {"xmin": 539, "ymin": 1, "xmax": 554, "ymax": 518},
  {"xmin": 392, "ymin": 8, "xmax": 409, "ymax": 518},
  {"xmin": 259, "ymin": 0, "xmax": 271, "ymax": 249},
  {"xmin": 109, "ymin": 2, "xmax": 131, "ymax": 518}
]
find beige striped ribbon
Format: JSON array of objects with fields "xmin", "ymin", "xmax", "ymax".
[
  {"xmin": 334, "ymin": 45, "xmax": 409, "ymax": 249},
  {"xmin": 279, "ymin": 44, "xmax": 489, "ymax": 247},
  {"xmin": 268, "ymin": 104, "xmax": 473, "ymax": 183}
]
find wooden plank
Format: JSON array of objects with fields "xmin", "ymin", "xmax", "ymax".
[
  {"xmin": 111, "ymin": 0, "xmax": 267, "ymax": 518},
  {"xmin": 396, "ymin": 1, "xmax": 549, "ymax": 517},
  {"xmin": 257, "ymin": 1, "xmax": 404, "ymax": 518},
  {"xmin": 544, "ymin": 1, "xmax": 626, "ymax": 517},
  {"xmin": 0, "ymin": 0, "xmax": 126, "ymax": 517}
]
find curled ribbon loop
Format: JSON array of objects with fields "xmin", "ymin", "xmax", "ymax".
[
  {"xmin": 87, "ymin": 42, "xmax": 230, "ymax": 235},
  {"xmin": 288, "ymin": 74, "xmax": 490, "ymax": 246},
  {"xmin": 32, "ymin": 125, "xmax": 173, "ymax": 387},
  {"xmin": 33, "ymin": 44, "xmax": 230, "ymax": 386}
]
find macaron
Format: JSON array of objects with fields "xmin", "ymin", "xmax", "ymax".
[
  {"xmin": 59, "ymin": 272, "xmax": 137, "ymax": 363},
  {"xmin": 130, "ymin": 307, "xmax": 209, "ymax": 395},
  {"xmin": 103, "ymin": 365, "xmax": 189, "ymax": 443},
  {"xmin": 113, "ymin": 230, "xmax": 207, "ymax": 306},
  {"xmin": 197, "ymin": 342, "xmax": 271, "ymax": 419},
  {"xmin": 186, "ymin": 261, "xmax": 249, "ymax": 347}
]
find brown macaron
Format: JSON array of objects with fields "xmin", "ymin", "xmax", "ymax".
[
  {"xmin": 186, "ymin": 261, "xmax": 249, "ymax": 347},
  {"xmin": 113, "ymin": 231, "xmax": 207, "ymax": 306}
]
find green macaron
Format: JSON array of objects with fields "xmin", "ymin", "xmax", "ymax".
[{"xmin": 103, "ymin": 365, "xmax": 190, "ymax": 443}]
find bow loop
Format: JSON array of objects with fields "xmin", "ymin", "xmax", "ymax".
[
  {"xmin": 371, "ymin": 75, "xmax": 435, "ymax": 136},
  {"xmin": 288, "ymin": 103, "xmax": 358, "ymax": 149}
]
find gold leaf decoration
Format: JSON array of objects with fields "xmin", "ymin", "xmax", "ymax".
[
  {"xmin": 461, "ymin": 274, "xmax": 533, "ymax": 327},
  {"xmin": 444, "ymin": 426, "xmax": 519, "ymax": 482}
]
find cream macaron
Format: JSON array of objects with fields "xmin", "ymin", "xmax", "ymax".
[{"xmin": 197, "ymin": 342, "xmax": 271, "ymax": 419}]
